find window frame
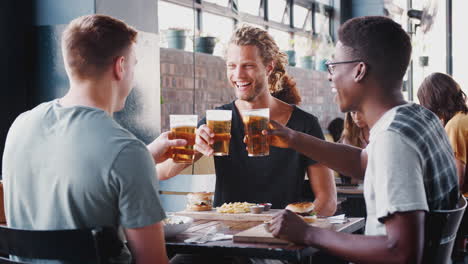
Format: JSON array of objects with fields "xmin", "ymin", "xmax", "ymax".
[{"xmin": 160, "ymin": 0, "xmax": 334, "ymax": 41}]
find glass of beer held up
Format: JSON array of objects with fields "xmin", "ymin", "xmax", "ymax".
[
  {"xmin": 170, "ymin": 115, "xmax": 198, "ymax": 164},
  {"xmin": 241, "ymin": 108, "xmax": 269, "ymax": 157},
  {"xmin": 206, "ymin": 110, "xmax": 232, "ymax": 156}
]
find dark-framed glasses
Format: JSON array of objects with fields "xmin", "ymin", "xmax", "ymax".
[{"xmin": 325, "ymin": 59, "xmax": 364, "ymax": 75}]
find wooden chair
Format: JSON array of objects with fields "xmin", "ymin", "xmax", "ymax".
[
  {"xmin": 0, "ymin": 226, "xmax": 123, "ymax": 264},
  {"xmin": 422, "ymin": 196, "xmax": 467, "ymax": 264}
]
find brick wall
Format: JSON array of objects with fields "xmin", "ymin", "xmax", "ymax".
[{"xmin": 160, "ymin": 48, "xmax": 343, "ymax": 133}]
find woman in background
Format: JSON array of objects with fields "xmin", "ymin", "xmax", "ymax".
[
  {"xmin": 418, "ymin": 72, "xmax": 468, "ymax": 259},
  {"xmin": 341, "ymin": 111, "xmax": 369, "ymax": 149},
  {"xmin": 339, "ymin": 111, "xmax": 369, "ymax": 184},
  {"xmin": 417, "ymin": 72, "xmax": 468, "ymax": 192}
]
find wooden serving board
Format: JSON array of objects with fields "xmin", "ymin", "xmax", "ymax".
[
  {"xmin": 233, "ymin": 219, "xmax": 334, "ymax": 244},
  {"xmin": 174, "ymin": 209, "xmax": 281, "ymax": 222}
]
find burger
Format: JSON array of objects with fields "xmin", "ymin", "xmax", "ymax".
[
  {"xmin": 186, "ymin": 192, "xmax": 213, "ymax": 211},
  {"xmin": 285, "ymin": 202, "xmax": 317, "ymax": 223}
]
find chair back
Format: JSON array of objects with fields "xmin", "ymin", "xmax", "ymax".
[
  {"xmin": 422, "ymin": 196, "xmax": 467, "ymax": 264},
  {"xmin": 0, "ymin": 226, "xmax": 123, "ymax": 264}
]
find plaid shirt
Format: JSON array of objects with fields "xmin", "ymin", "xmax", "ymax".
[{"xmin": 388, "ymin": 104, "xmax": 459, "ymax": 210}]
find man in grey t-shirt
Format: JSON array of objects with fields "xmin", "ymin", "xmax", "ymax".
[{"xmin": 2, "ymin": 15, "xmax": 185, "ymax": 264}]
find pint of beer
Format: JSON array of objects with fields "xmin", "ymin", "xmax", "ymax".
[
  {"xmin": 241, "ymin": 108, "xmax": 269, "ymax": 157},
  {"xmin": 206, "ymin": 110, "xmax": 232, "ymax": 156},
  {"xmin": 169, "ymin": 115, "xmax": 198, "ymax": 164}
]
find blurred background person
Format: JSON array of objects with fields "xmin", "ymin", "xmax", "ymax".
[
  {"xmin": 327, "ymin": 117, "xmax": 344, "ymax": 143},
  {"xmin": 417, "ymin": 72, "xmax": 468, "ymax": 259},
  {"xmin": 339, "ymin": 111, "xmax": 369, "ymax": 185},
  {"xmin": 341, "ymin": 111, "xmax": 370, "ymax": 148},
  {"xmin": 417, "ymin": 72, "xmax": 468, "ymax": 193}
]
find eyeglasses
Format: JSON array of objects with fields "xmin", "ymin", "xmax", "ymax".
[{"xmin": 325, "ymin": 59, "xmax": 363, "ymax": 75}]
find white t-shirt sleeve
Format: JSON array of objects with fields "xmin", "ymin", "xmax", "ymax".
[{"xmin": 372, "ymin": 130, "xmax": 428, "ymax": 222}]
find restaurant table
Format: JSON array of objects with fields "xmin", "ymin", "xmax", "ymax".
[
  {"xmin": 165, "ymin": 217, "xmax": 365, "ymax": 263},
  {"xmin": 337, "ymin": 185, "xmax": 366, "ymax": 218},
  {"xmin": 336, "ymin": 185, "xmax": 364, "ymax": 198}
]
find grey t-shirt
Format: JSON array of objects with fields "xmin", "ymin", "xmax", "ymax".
[{"xmin": 2, "ymin": 100, "xmax": 166, "ymax": 263}]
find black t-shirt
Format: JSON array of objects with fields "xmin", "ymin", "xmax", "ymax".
[{"xmin": 199, "ymin": 101, "xmax": 324, "ymax": 209}]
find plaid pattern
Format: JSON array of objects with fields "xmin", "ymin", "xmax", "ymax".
[{"xmin": 388, "ymin": 104, "xmax": 459, "ymax": 210}]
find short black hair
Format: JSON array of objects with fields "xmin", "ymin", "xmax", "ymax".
[
  {"xmin": 327, "ymin": 117, "xmax": 344, "ymax": 142},
  {"xmin": 339, "ymin": 16, "xmax": 411, "ymax": 87}
]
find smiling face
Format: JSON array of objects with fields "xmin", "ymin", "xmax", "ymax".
[
  {"xmin": 329, "ymin": 42, "xmax": 365, "ymax": 113},
  {"xmin": 226, "ymin": 44, "xmax": 272, "ymax": 102}
]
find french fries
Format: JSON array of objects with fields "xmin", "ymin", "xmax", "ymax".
[{"xmin": 216, "ymin": 202, "xmax": 255, "ymax": 213}]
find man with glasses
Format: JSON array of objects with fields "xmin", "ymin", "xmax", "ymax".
[{"xmin": 265, "ymin": 16, "xmax": 458, "ymax": 263}]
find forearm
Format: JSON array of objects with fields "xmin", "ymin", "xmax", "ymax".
[
  {"xmin": 292, "ymin": 131, "xmax": 365, "ymax": 179},
  {"xmin": 156, "ymin": 160, "xmax": 190, "ymax": 180},
  {"xmin": 313, "ymin": 196, "xmax": 336, "ymax": 217},
  {"xmin": 156, "ymin": 153, "xmax": 204, "ymax": 180},
  {"xmin": 305, "ymin": 228, "xmax": 416, "ymax": 264},
  {"xmin": 308, "ymin": 166, "xmax": 337, "ymax": 217}
]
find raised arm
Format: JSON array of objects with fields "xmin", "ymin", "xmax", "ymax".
[
  {"xmin": 156, "ymin": 157, "xmax": 204, "ymax": 180},
  {"xmin": 267, "ymin": 120, "xmax": 367, "ymax": 180},
  {"xmin": 307, "ymin": 164, "xmax": 337, "ymax": 216},
  {"xmin": 155, "ymin": 125, "xmax": 214, "ymax": 180}
]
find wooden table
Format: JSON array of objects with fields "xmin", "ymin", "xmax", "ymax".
[
  {"xmin": 166, "ymin": 217, "xmax": 365, "ymax": 262},
  {"xmin": 337, "ymin": 185, "xmax": 366, "ymax": 218},
  {"xmin": 337, "ymin": 185, "xmax": 364, "ymax": 197}
]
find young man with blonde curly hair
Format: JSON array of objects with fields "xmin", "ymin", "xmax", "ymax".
[{"xmin": 157, "ymin": 25, "xmax": 337, "ymax": 216}]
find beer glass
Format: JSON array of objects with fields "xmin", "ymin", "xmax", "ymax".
[
  {"xmin": 170, "ymin": 115, "xmax": 198, "ymax": 164},
  {"xmin": 206, "ymin": 110, "xmax": 232, "ymax": 156},
  {"xmin": 241, "ymin": 108, "xmax": 269, "ymax": 157}
]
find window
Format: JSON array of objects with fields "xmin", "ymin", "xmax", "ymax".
[
  {"xmin": 411, "ymin": 0, "xmax": 424, "ymax": 10},
  {"xmin": 305, "ymin": 11, "xmax": 312, "ymax": 32},
  {"xmin": 269, "ymin": 28, "xmax": 291, "ymax": 51},
  {"xmin": 237, "ymin": 21, "xmax": 266, "ymax": 30},
  {"xmin": 411, "ymin": 0, "xmax": 446, "ymax": 99},
  {"xmin": 293, "ymin": 5, "xmax": 309, "ymax": 29},
  {"xmin": 269, "ymin": 0, "xmax": 287, "ymax": 23},
  {"xmin": 158, "ymin": 1, "xmax": 195, "ymax": 32},
  {"xmin": 203, "ymin": 12, "xmax": 235, "ymax": 56},
  {"xmin": 238, "ymin": 0, "xmax": 261, "ymax": 16},
  {"xmin": 158, "ymin": 1, "xmax": 196, "ymax": 51},
  {"xmin": 315, "ymin": 10, "xmax": 330, "ymax": 35},
  {"xmin": 203, "ymin": 0, "xmax": 229, "ymax": 6},
  {"xmin": 295, "ymin": 35, "xmax": 312, "ymax": 58},
  {"xmin": 157, "ymin": 0, "xmax": 334, "ymax": 56},
  {"xmin": 452, "ymin": 0, "xmax": 468, "ymax": 93}
]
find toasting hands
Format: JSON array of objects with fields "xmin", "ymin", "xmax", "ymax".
[
  {"xmin": 194, "ymin": 124, "xmax": 214, "ymax": 156},
  {"xmin": 267, "ymin": 209, "xmax": 312, "ymax": 245},
  {"xmin": 242, "ymin": 120, "xmax": 297, "ymax": 149},
  {"xmin": 147, "ymin": 131, "xmax": 187, "ymax": 163}
]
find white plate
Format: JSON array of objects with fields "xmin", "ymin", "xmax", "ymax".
[{"xmin": 163, "ymin": 215, "xmax": 193, "ymax": 238}]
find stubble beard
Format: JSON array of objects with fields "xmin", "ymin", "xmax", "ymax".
[{"xmin": 237, "ymin": 79, "xmax": 268, "ymax": 102}]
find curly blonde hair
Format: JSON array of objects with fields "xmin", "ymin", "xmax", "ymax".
[{"xmin": 227, "ymin": 25, "xmax": 301, "ymax": 104}]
